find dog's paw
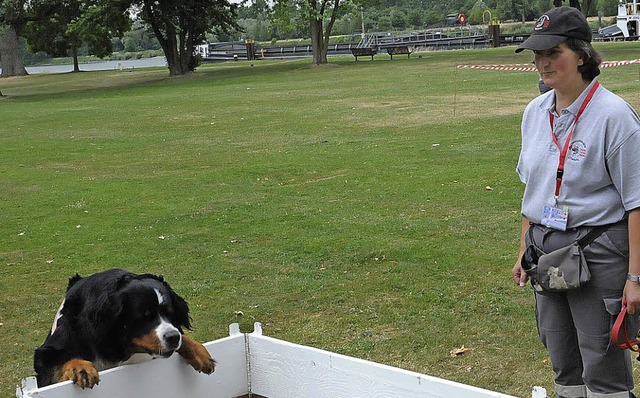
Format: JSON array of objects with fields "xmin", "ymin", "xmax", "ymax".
[
  {"xmin": 178, "ymin": 335, "xmax": 216, "ymax": 374},
  {"xmin": 59, "ymin": 358, "xmax": 100, "ymax": 389},
  {"xmin": 189, "ymin": 351, "xmax": 216, "ymax": 375}
]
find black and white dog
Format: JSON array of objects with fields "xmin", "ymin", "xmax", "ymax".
[{"xmin": 34, "ymin": 269, "xmax": 215, "ymax": 388}]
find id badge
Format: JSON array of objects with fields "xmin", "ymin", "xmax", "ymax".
[{"xmin": 541, "ymin": 204, "xmax": 569, "ymax": 231}]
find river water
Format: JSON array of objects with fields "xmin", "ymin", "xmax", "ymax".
[{"xmin": 3, "ymin": 57, "xmax": 168, "ymax": 75}]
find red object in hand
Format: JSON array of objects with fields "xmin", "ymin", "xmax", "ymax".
[{"xmin": 612, "ymin": 303, "xmax": 640, "ymax": 351}]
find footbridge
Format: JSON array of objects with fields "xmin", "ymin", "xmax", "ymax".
[{"xmin": 201, "ymin": 31, "xmax": 527, "ymax": 62}]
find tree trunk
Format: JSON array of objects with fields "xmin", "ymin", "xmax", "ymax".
[
  {"xmin": 183, "ymin": 30, "xmax": 196, "ymax": 72},
  {"xmin": 310, "ymin": 17, "xmax": 326, "ymax": 64},
  {"xmin": 162, "ymin": 31, "xmax": 185, "ymax": 75},
  {"xmin": 166, "ymin": 35, "xmax": 183, "ymax": 76},
  {"xmin": 71, "ymin": 46, "xmax": 80, "ymax": 72},
  {"xmin": 150, "ymin": 22, "xmax": 183, "ymax": 76},
  {"xmin": 552, "ymin": 1, "xmax": 583, "ymax": 14},
  {"xmin": 323, "ymin": 0, "xmax": 340, "ymax": 61},
  {"xmin": 308, "ymin": 0, "xmax": 340, "ymax": 65},
  {"xmin": 166, "ymin": 55, "xmax": 182, "ymax": 76},
  {"xmin": 569, "ymin": 0, "xmax": 581, "ymax": 11},
  {"xmin": 0, "ymin": 25, "xmax": 28, "ymax": 77},
  {"xmin": 179, "ymin": 28, "xmax": 194, "ymax": 74}
]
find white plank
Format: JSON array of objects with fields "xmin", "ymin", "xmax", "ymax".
[
  {"xmin": 18, "ymin": 323, "xmax": 519, "ymax": 398},
  {"xmin": 17, "ymin": 334, "xmax": 248, "ymax": 398},
  {"xmin": 247, "ymin": 333, "xmax": 517, "ymax": 398}
]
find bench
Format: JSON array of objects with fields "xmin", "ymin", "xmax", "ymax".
[
  {"xmin": 385, "ymin": 45, "xmax": 413, "ymax": 60},
  {"xmin": 351, "ymin": 47, "xmax": 377, "ymax": 61}
]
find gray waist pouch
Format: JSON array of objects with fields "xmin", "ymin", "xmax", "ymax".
[{"xmin": 520, "ymin": 225, "xmax": 609, "ymax": 293}]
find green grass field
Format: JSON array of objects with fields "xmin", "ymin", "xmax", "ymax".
[{"xmin": 1, "ymin": 42, "xmax": 639, "ymax": 398}]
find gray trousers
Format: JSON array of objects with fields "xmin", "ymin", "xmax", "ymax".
[{"xmin": 527, "ymin": 220, "xmax": 634, "ymax": 398}]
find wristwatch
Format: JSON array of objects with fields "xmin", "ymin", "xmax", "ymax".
[{"xmin": 627, "ymin": 273, "xmax": 640, "ymax": 283}]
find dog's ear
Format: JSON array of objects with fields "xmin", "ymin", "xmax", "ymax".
[
  {"xmin": 165, "ymin": 282, "xmax": 192, "ymax": 331},
  {"xmin": 117, "ymin": 273, "xmax": 135, "ymax": 289},
  {"xmin": 67, "ymin": 273, "xmax": 82, "ymax": 290}
]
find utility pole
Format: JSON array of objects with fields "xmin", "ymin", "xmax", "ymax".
[{"xmin": 361, "ymin": 6, "xmax": 365, "ymax": 39}]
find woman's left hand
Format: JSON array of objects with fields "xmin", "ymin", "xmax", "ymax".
[
  {"xmin": 626, "ymin": 209, "xmax": 640, "ymax": 313},
  {"xmin": 623, "ymin": 281, "xmax": 640, "ymax": 314}
]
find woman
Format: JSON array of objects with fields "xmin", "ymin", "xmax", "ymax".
[{"xmin": 512, "ymin": 7, "xmax": 640, "ymax": 398}]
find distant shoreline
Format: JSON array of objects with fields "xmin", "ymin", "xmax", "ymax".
[{"xmin": 2, "ymin": 57, "xmax": 167, "ymax": 75}]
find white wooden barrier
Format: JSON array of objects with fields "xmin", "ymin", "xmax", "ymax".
[{"xmin": 17, "ymin": 322, "xmax": 518, "ymax": 398}]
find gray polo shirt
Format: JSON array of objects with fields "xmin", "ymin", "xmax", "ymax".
[{"xmin": 517, "ymin": 79, "xmax": 640, "ymax": 228}]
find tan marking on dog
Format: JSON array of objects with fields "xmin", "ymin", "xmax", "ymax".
[
  {"xmin": 177, "ymin": 335, "xmax": 215, "ymax": 374},
  {"xmin": 57, "ymin": 358, "xmax": 100, "ymax": 389},
  {"xmin": 131, "ymin": 332, "xmax": 164, "ymax": 354}
]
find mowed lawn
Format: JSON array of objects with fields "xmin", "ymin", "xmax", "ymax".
[{"xmin": 1, "ymin": 42, "xmax": 639, "ymax": 397}]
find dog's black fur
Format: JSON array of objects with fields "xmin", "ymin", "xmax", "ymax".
[{"xmin": 34, "ymin": 269, "xmax": 215, "ymax": 388}]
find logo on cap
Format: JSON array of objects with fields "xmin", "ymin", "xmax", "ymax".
[{"xmin": 534, "ymin": 15, "xmax": 551, "ymax": 30}]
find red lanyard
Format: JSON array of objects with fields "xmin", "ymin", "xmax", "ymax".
[{"xmin": 548, "ymin": 81, "xmax": 600, "ymax": 202}]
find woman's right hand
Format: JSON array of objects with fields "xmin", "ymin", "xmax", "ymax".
[
  {"xmin": 514, "ymin": 216, "xmax": 531, "ymax": 287},
  {"xmin": 512, "ymin": 258, "xmax": 528, "ymax": 287}
]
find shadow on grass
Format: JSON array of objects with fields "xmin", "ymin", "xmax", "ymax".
[{"xmin": 0, "ymin": 60, "xmax": 324, "ymax": 103}]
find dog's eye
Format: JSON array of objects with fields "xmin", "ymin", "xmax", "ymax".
[{"xmin": 144, "ymin": 310, "xmax": 153, "ymax": 318}]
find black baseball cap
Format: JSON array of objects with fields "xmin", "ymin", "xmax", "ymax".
[{"xmin": 515, "ymin": 7, "xmax": 592, "ymax": 53}]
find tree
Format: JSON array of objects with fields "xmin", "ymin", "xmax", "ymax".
[
  {"xmin": 0, "ymin": 24, "xmax": 26, "ymax": 76},
  {"xmin": 390, "ymin": 8, "xmax": 407, "ymax": 29},
  {"xmin": 407, "ymin": 9, "xmax": 423, "ymax": 29},
  {"xmin": 552, "ymin": 0, "xmax": 596, "ymax": 15},
  {"xmin": 583, "ymin": 0, "xmax": 597, "ymax": 15},
  {"xmin": 274, "ymin": 0, "xmax": 350, "ymax": 64},
  {"xmin": 308, "ymin": 0, "xmax": 341, "ymax": 64},
  {"xmin": 0, "ymin": 0, "xmax": 30, "ymax": 77},
  {"xmin": 534, "ymin": 0, "xmax": 554, "ymax": 15},
  {"xmin": 597, "ymin": 0, "xmax": 618, "ymax": 16},
  {"xmin": 132, "ymin": 0, "xmax": 240, "ymax": 76},
  {"xmin": 25, "ymin": 1, "xmax": 82, "ymax": 72},
  {"xmin": 68, "ymin": 2, "xmax": 132, "ymax": 58},
  {"xmin": 24, "ymin": 0, "xmax": 130, "ymax": 72},
  {"xmin": 377, "ymin": 14, "xmax": 392, "ymax": 30}
]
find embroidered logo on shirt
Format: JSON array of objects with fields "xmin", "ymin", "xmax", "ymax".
[{"xmin": 567, "ymin": 140, "xmax": 587, "ymax": 161}]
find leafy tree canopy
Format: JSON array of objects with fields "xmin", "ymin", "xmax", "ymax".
[
  {"xmin": 23, "ymin": 0, "xmax": 130, "ymax": 72},
  {"xmin": 132, "ymin": 0, "xmax": 240, "ymax": 75}
]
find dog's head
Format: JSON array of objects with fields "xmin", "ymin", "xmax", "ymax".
[
  {"xmin": 115, "ymin": 274, "xmax": 191, "ymax": 357},
  {"xmin": 60, "ymin": 270, "xmax": 192, "ymax": 360}
]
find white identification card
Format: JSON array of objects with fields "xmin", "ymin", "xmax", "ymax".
[{"xmin": 541, "ymin": 204, "xmax": 569, "ymax": 231}]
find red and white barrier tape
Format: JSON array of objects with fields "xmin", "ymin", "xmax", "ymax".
[{"xmin": 457, "ymin": 59, "xmax": 640, "ymax": 72}]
